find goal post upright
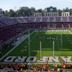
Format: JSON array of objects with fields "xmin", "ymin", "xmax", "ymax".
[
  {"xmin": 53, "ymin": 40, "xmax": 55, "ymax": 57},
  {"xmin": 61, "ymin": 31, "xmax": 62, "ymax": 49},
  {"xmin": 40, "ymin": 40, "xmax": 42, "ymax": 58}
]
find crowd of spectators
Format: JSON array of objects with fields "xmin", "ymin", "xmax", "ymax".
[{"xmin": 0, "ymin": 63, "xmax": 72, "ymax": 72}]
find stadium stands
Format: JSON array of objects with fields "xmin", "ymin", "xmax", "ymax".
[
  {"xmin": 0, "ymin": 63, "xmax": 72, "ymax": 72},
  {"xmin": 0, "ymin": 16, "xmax": 72, "ymax": 43}
]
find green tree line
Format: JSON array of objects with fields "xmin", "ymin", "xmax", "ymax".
[{"xmin": 0, "ymin": 6, "xmax": 72, "ymax": 17}]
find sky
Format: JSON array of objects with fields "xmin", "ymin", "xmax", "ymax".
[{"xmin": 0, "ymin": 0, "xmax": 72, "ymax": 10}]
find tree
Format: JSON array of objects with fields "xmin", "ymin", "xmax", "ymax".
[
  {"xmin": 9, "ymin": 9, "xmax": 16, "ymax": 17},
  {"xmin": 45, "ymin": 6, "xmax": 57, "ymax": 12},
  {"xmin": 37, "ymin": 9, "xmax": 43, "ymax": 12},
  {"xmin": 30, "ymin": 7, "xmax": 36, "ymax": 15},
  {"xmin": 0, "ymin": 8, "xmax": 4, "ymax": 16},
  {"xmin": 16, "ymin": 7, "xmax": 31, "ymax": 16},
  {"xmin": 4, "ymin": 10, "xmax": 9, "ymax": 16},
  {"xmin": 63, "ymin": 8, "xmax": 69, "ymax": 12}
]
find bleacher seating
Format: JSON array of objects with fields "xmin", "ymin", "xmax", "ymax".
[
  {"xmin": 0, "ymin": 63, "xmax": 72, "ymax": 72},
  {"xmin": 0, "ymin": 16, "xmax": 72, "ymax": 47}
]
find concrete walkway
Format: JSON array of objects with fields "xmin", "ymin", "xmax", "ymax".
[{"xmin": 0, "ymin": 31, "xmax": 34, "ymax": 61}]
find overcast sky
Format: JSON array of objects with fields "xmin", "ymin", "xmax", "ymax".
[{"xmin": 0, "ymin": 0, "xmax": 72, "ymax": 10}]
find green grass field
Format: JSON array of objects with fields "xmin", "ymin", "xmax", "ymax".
[{"xmin": 7, "ymin": 30, "xmax": 72, "ymax": 58}]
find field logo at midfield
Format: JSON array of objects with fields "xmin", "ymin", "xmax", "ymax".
[{"xmin": 3, "ymin": 56, "xmax": 72, "ymax": 63}]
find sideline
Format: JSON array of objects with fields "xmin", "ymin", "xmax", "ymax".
[{"xmin": 0, "ymin": 31, "xmax": 34, "ymax": 61}]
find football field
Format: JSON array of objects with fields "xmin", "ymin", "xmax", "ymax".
[{"xmin": 7, "ymin": 29, "xmax": 72, "ymax": 58}]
